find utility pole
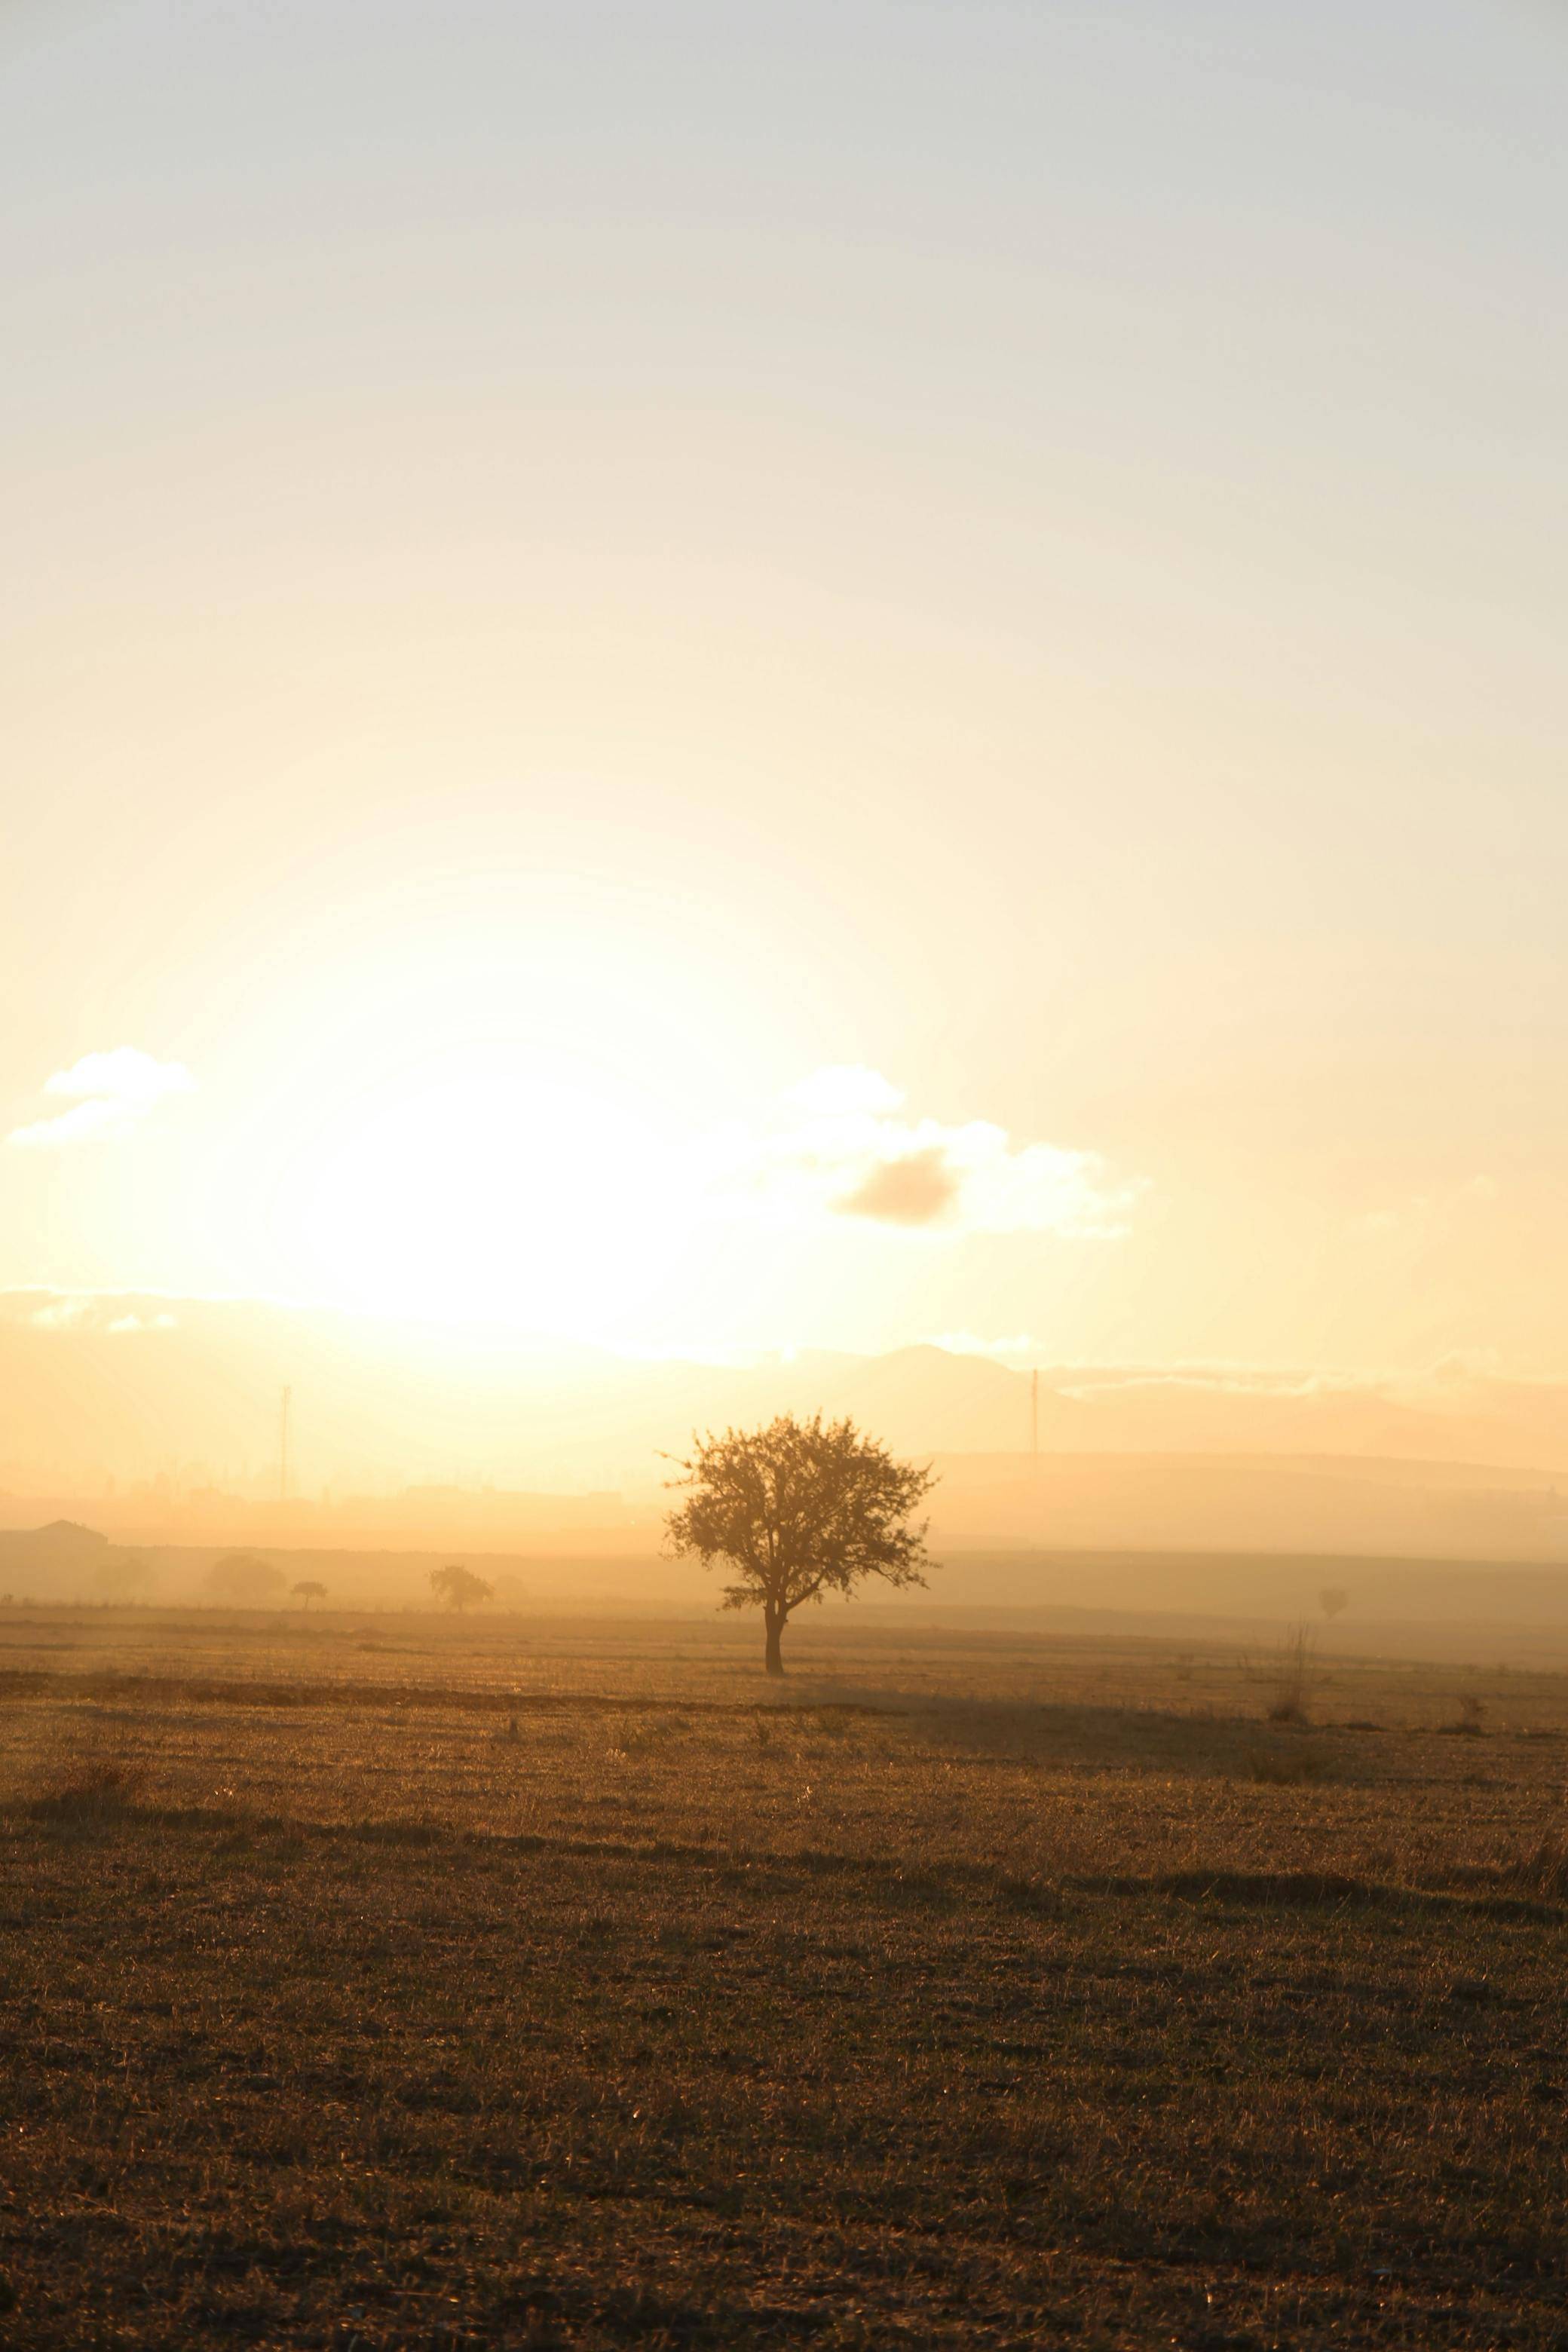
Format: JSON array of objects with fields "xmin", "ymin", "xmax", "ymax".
[{"xmin": 279, "ymin": 1386, "xmax": 292, "ymax": 1504}]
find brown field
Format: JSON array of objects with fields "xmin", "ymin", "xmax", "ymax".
[{"xmin": 2, "ymin": 1603, "xmax": 1566, "ymax": 2349}]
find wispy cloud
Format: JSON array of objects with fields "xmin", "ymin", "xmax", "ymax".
[
  {"xmin": 27, "ymin": 1299, "xmax": 177, "ymax": 1334},
  {"xmin": 10, "ymin": 1098, "xmax": 137, "ymax": 1150},
  {"xmin": 3, "ymin": 1290, "xmax": 193, "ymax": 1335},
  {"xmin": 29, "ymin": 1298, "xmax": 91, "ymax": 1330},
  {"xmin": 929, "ymin": 1331, "xmax": 1043, "ymax": 1358},
  {"xmin": 704, "ymin": 1067, "xmax": 1144, "ymax": 1237},
  {"xmin": 8, "ymin": 1048, "xmax": 194, "ymax": 1149},
  {"xmin": 1356, "ymin": 1176, "xmax": 1498, "ymax": 1238}
]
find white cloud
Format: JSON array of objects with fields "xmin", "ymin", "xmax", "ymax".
[
  {"xmin": 929, "ymin": 1331, "xmax": 1042, "ymax": 1358},
  {"xmin": 10, "ymin": 1098, "xmax": 139, "ymax": 1149},
  {"xmin": 21, "ymin": 1294, "xmax": 182, "ymax": 1334},
  {"xmin": 703, "ymin": 1070, "xmax": 1144, "ymax": 1237},
  {"xmin": 29, "ymin": 1298, "xmax": 90, "ymax": 1329},
  {"xmin": 8, "ymin": 1047, "xmax": 195, "ymax": 1149},
  {"xmin": 45, "ymin": 1047, "xmax": 194, "ymax": 1104}
]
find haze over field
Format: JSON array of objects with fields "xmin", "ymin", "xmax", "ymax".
[{"xmin": 2, "ymin": 1291, "xmax": 1566, "ymax": 1567}]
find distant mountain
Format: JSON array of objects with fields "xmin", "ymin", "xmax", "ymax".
[
  {"xmin": 816, "ymin": 1345, "xmax": 1063, "ymax": 1455},
  {"xmin": 924, "ymin": 1450, "xmax": 1568, "ymax": 1561},
  {"xmin": 2, "ymin": 1291, "xmax": 1565, "ymax": 1508}
]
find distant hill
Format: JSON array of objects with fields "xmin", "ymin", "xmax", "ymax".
[
  {"xmin": 1, "ymin": 1294, "xmax": 1566, "ymax": 1562},
  {"xmin": 924, "ymin": 1450, "xmax": 1568, "ymax": 1560}
]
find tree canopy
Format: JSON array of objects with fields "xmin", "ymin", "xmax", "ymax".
[
  {"xmin": 205, "ymin": 1551, "xmax": 286, "ymax": 1606},
  {"xmin": 664, "ymin": 1413, "xmax": 935, "ymax": 1675},
  {"xmin": 429, "ymin": 1563, "xmax": 493, "ymax": 1612}
]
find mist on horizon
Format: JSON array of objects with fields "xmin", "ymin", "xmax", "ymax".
[{"xmin": 0, "ymin": 1292, "xmax": 1563, "ymax": 1577}]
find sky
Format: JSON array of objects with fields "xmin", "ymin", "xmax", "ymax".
[{"xmin": 2, "ymin": 0, "xmax": 1566, "ymax": 1372}]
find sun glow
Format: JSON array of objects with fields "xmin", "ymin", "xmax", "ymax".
[{"xmin": 292, "ymin": 1063, "xmax": 691, "ymax": 1335}]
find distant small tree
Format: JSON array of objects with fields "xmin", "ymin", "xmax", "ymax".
[
  {"xmin": 93, "ymin": 1554, "xmax": 151, "ymax": 1603},
  {"xmin": 292, "ymin": 1579, "xmax": 328, "ymax": 1609},
  {"xmin": 665, "ymin": 1413, "xmax": 936, "ymax": 1677},
  {"xmin": 1266, "ymin": 1624, "xmax": 1318, "ymax": 1726},
  {"xmin": 429, "ymin": 1563, "xmax": 493, "ymax": 1612},
  {"xmin": 204, "ymin": 1551, "xmax": 287, "ymax": 1606},
  {"xmin": 1319, "ymin": 1585, "xmax": 1349, "ymax": 1622}
]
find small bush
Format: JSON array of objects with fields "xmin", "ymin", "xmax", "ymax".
[
  {"xmin": 1440, "ymin": 1693, "xmax": 1487, "ymax": 1738},
  {"xmin": 1266, "ymin": 1626, "xmax": 1318, "ymax": 1726},
  {"xmin": 205, "ymin": 1551, "xmax": 287, "ymax": 1606}
]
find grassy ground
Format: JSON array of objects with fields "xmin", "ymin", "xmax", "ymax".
[{"xmin": 2, "ymin": 1606, "xmax": 1566, "ymax": 2347}]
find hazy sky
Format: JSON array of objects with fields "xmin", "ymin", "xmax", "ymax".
[{"xmin": 3, "ymin": 1, "xmax": 1566, "ymax": 1368}]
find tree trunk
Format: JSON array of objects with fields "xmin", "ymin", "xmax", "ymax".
[{"xmin": 764, "ymin": 1611, "xmax": 785, "ymax": 1677}]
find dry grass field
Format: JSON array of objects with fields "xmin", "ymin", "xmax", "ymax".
[{"xmin": 2, "ymin": 1603, "xmax": 1566, "ymax": 2348}]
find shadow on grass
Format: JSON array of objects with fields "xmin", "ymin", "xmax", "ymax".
[
  {"xmin": 26, "ymin": 1756, "xmax": 149, "ymax": 1826},
  {"xmin": 0, "ymin": 1664, "xmax": 891, "ymax": 1723},
  {"xmin": 10, "ymin": 1790, "xmax": 1563, "ymax": 1925},
  {"xmin": 907, "ymin": 1693, "xmax": 1367, "ymax": 1784}
]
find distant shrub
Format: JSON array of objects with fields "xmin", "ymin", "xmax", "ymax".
[
  {"xmin": 93, "ymin": 1555, "xmax": 151, "ymax": 1603},
  {"xmin": 205, "ymin": 1551, "xmax": 287, "ymax": 1606},
  {"xmin": 1440, "ymin": 1692, "xmax": 1487, "ymax": 1738},
  {"xmin": 428, "ymin": 1563, "xmax": 493, "ymax": 1612},
  {"xmin": 1266, "ymin": 1625, "xmax": 1318, "ymax": 1726}
]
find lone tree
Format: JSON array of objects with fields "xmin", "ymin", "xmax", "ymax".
[
  {"xmin": 665, "ymin": 1413, "xmax": 935, "ymax": 1677},
  {"xmin": 429, "ymin": 1563, "xmax": 493, "ymax": 1612},
  {"xmin": 291, "ymin": 1579, "xmax": 328, "ymax": 1609}
]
